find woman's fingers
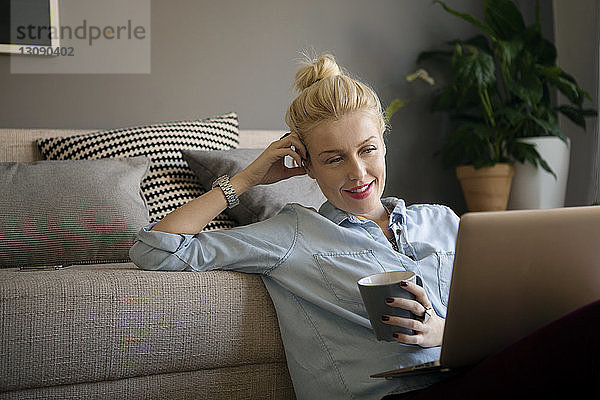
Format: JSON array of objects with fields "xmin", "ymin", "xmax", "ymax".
[
  {"xmin": 382, "ymin": 296, "xmax": 429, "ymax": 345},
  {"xmin": 277, "ymin": 132, "xmax": 308, "ymax": 160},
  {"xmin": 233, "ymin": 132, "xmax": 309, "ymax": 194},
  {"xmin": 381, "ymin": 315, "xmax": 427, "ymax": 346},
  {"xmin": 381, "ymin": 312, "xmax": 445, "ymax": 347},
  {"xmin": 254, "ymin": 147, "xmax": 307, "ymax": 185},
  {"xmin": 385, "ymin": 296, "xmax": 426, "ymax": 317},
  {"xmin": 398, "ymin": 280, "xmax": 431, "ymax": 309},
  {"xmin": 385, "ymin": 280, "xmax": 432, "ymax": 317},
  {"xmin": 381, "ymin": 279, "xmax": 446, "ymax": 347},
  {"xmin": 271, "ymin": 147, "xmax": 304, "ymax": 172},
  {"xmin": 386, "ymin": 313, "xmax": 446, "ymax": 348},
  {"xmin": 382, "ymin": 314, "xmax": 424, "ymax": 332},
  {"xmin": 391, "ymin": 332, "xmax": 421, "ymax": 346}
]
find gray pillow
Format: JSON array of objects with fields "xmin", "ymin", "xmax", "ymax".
[
  {"xmin": 0, "ymin": 156, "xmax": 150, "ymax": 268},
  {"xmin": 36, "ymin": 113, "xmax": 240, "ymax": 229},
  {"xmin": 182, "ymin": 149, "xmax": 326, "ymax": 225}
]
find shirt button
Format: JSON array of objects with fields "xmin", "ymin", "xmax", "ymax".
[{"xmin": 396, "ymin": 229, "xmax": 402, "ymax": 235}]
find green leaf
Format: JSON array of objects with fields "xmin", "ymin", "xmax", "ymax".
[
  {"xmin": 529, "ymin": 114, "xmax": 566, "ymax": 141},
  {"xmin": 434, "ymin": 1, "xmax": 497, "ymax": 39},
  {"xmin": 534, "ymin": 38, "xmax": 557, "ymax": 65},
  {"xmin": 447, "ymin": 34, "xmax": 492, "ymax": 53},
  {"xmin": 473, "ymin": 159, "xmax": 497, "ymax": 169},
  {"xmin": 522, "ymin": 26, "xmax": 556, "ymax": 65},
  {"xmin": 537, "ymin": 157, "xmax": 555, "ymax": 177},
  {"xmin": 432, "ymin": 77, "xmax": 480, "ymax": 113},
  {"xmin": 582, "ymin": 89, "xmax": 593, "ymax": 103},
  {"xmin": 441, "ymin": 126, "xmax": 489, "ymax": 168},
  {"xmin": 432, "ymin": 87, "xmax": 459, "ymax": 112},
  {"xmin": 555, "ymin": 106, "xmax": 598, "ymax": 130},
  {"xmin": 451, "ymin": 113, "xmax": 488, "ymax": 124},
  {"xmin": 453, "ymin": 47, "xmax": 496, "ymax": 90},
  {"xmin": 483, "ymin": 0, "xmax": 525, "ymax": 40},
  {"xmin": 553, "ymin": 72, "xmax": 588, "ymax": 105},
  {"xmin": 509, "ymin": 74, "xmax": 543, "ymax": 105},
  {"xmin": 556, "ymin": 105, "xmax": 586, "ymax": 128},
  {"xmin": 536, "ymin": 65, "xmax": 562, "ymax": 80},
  {"xmin": 496, "ymin": 39, "xmax": 523, "ymax": 67},
  {"xmin": 562, "ymin": 73, "xmax": 595, "ymax": 103},
  {"xmin": 535, "ymin": 65, "xmax": 589, "ymax": 105},
  {"xmin": 417, "ymin": 49, "xmax": 453, "ymax": 64},
  {"xmin": 496, "ymin": 106, "xmax": 528, "ymax": 126},
  {"xmin": 508, "ymin": 140, "xmax": 556, "ymax": 177},
  {"xmin": 503, "ymin": 51, "xmax": 543, "ymax": 105},
  {"xmin": 461, "ymin": 122, "xmax": 497, "ymax": 140},
  {"xmin": 385, "ymin": 99, "xmax": 409, "ymax": 123},
  {"xmin": 555, "ymin": 76, "xmax": 583, "ymax": 105},
  {"xmin": 508, "ymin": 140, "xmax": 536, "ymax": 163}
]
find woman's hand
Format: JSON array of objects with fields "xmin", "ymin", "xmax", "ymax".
[
  {"xmin": 382, "ymin": 280, "xmax": 445, "ymax": 348},
  {"xmin": 236, "ymin": 132, "xmax": 308, "ymax": 188}
]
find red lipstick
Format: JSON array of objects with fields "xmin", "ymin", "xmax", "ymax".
[{"xmin": 344, "ymin": 181, "xmax": 374, "ymax": 200}]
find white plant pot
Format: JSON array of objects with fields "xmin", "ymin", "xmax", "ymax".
[{"xmin": 508, "ymin": 137, "xmax": 571, "ymax": 210}]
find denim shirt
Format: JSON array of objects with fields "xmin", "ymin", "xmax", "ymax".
[{"xmin": 130, "ymin": 197, "xmax": 459, "ymax": 399}]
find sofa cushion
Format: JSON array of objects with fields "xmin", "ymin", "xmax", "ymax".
[
  {"xmin": 182, "ymin": 149, "xmax": 326, "ymax": 225},
  {"xmin": 0, "ymin": 157, "xmax": 150, "ymax": 268},
  {"xmin": 36, "ymin": 113, "xmax": 240, "ymax": 230}
]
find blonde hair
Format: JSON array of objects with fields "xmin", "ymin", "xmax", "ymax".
[{"xmin": 285, "ymin": 54, "xmax": 386, "ymax": 147}]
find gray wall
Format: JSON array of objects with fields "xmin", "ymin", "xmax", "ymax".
[
  {"xmin": 1, "ymin": 0, "xmax": 550, "ymax": 213},
  {"xmin": 553, "ymin": 0, "xmax": 599, "ymax": 207}
]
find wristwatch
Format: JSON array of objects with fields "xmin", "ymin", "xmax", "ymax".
[{"xmin": 212, "ymin": 175, "xmax": 240, "ymax": 209}]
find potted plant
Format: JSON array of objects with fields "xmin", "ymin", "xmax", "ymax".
[{"xmin": 388, "ymin": 0, "xmax": 595, "ymax": 211}]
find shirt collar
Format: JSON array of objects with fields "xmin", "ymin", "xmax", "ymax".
[
  {"xmin": 382, "ymin": 197, "xmax": 406, "ymax": 226},
  {"xmin": 318, "ymin": 197, "xmax": 406, "ymax": 226}
]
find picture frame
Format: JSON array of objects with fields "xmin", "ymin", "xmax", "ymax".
[{"xmin": 0, "ymin": 0, "xmax": 60, "ymax": 55}]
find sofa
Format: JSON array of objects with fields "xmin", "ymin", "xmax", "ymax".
[{"xmin": 0, "ymin": 124, "xmax": 304, "ymax": 399}]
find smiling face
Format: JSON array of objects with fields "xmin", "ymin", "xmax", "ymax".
[{"xmin": 303, "ymin": 111, "xmax": 387, "ymax": 221}]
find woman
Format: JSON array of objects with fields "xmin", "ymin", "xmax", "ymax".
[{"xmin": 129, "ymin": 54, "xmax": 461, "ymax": 399}]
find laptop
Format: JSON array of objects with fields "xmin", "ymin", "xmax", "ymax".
[{"xmin": 371, "ymin": 205, "xmax": 600, "ymax": 378}]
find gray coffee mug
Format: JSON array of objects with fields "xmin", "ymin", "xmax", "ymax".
[{"xmin": 357, "ymin": 271, "xmax": 423, "ymax": 342}]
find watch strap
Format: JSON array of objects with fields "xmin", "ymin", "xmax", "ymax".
[{"xmin": 211, "ymin": 175, "xmax": 240, "ymax": 209}]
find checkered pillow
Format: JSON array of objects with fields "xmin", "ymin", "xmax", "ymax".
[{"xmin": 37, "ymin": 113, "xmax": 239, "ymax": 230}]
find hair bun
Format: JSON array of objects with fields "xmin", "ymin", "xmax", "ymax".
[{"xmin": 293, "ymin": 54, "xmax": 341, "ymax": 92}]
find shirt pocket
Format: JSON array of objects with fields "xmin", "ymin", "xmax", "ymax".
[
  {"xmin": 313, "ymin": 250, "xmax": 386, "ymax": 307},
  {"xmin": 436, "ymin": 251, "xmax": 454, "ymax": 307}
]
